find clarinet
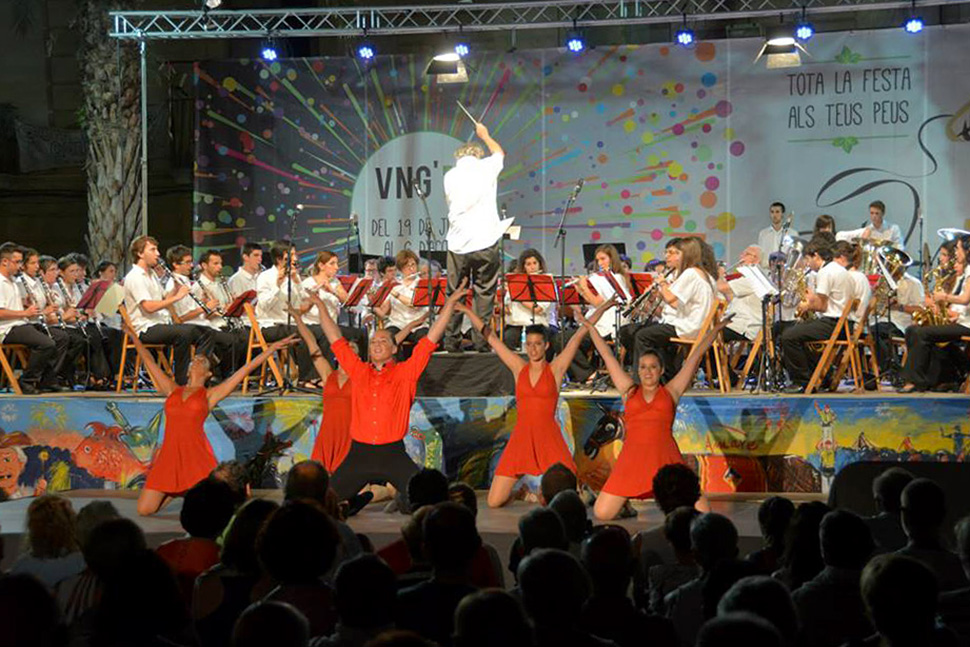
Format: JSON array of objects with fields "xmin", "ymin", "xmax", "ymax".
[
  {"xmin": 15, "ymin": 274, "xmax": 53, "ymax": 338},
  {"xmin": 39, "ymin": 278, "xmax": 67, "ymax": 329},
  {"xmin": 56, "ymin": 277, "xmax": 89, "ymax": 339},
  {"xmin": 198, "ymin": 275, "xmax": 236, "ymax": 330},
  {"xmin": 218, "ymin": 275, "xmax": 241, "ymax": 330},
  {"xmin": 156, "ymin": 259, "xmax": 213, "ymax": 317}
]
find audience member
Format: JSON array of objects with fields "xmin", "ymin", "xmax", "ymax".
[
  {"xmin": 157, "ymin": 476, "xmax": 238, "ymax": 603},
  {"xmin": 858, "ymin": 554, "xmax": 956, "ymax": 647},
  {"xmin": 396, "ymin": 502, "xmax": 482, "ymax": 646},
  {"xmin": 791, "ymin": 510, "xmax": 874, "ymax": 647},
  {"xmin": 664, "ymin": 512, "xmax": 738, "ymax": 647},
  {"xmin": 898, "ymin": 477, "xmax": 968, "ymax": 592},
  {"xmin": 448, "ymin": 481, "xmax": 505, "ymax": 588},
  {"xmin": 518, "ymin": 548, "xmax": 619, "ymax": 647},
  {"xmin": 865, "ymin": 466, "xmax": 914, "ymax": 552},
  {"xmin": 717, "ymin": 576, "xmax": 798, "ymax": 645},
  {"xmin": 194, "ymin": 498, "xmax": 280, "ymax": 647},
  {"xmin": 940, "ymin": 515, "xmax": 970, "ymax": 645},
  {"xmin": 645, "ymin": 506, "xmax": 700, "ymax": 614},
  {"xmin": 285, "ymin": 460, "xmax": 363, "ymax": 571},
  {"xmin": 0, "ymin": 572, "xmax": 68, "ymax": 647},
  {"xmin": 377, "ymin": 470, "xmax": 450, "ymax": 575},
  {"xmin": 773, "ymin": 500, "xmax": 830, "ymax": 590},
  {"xmin": 258, "ymin": 500, "xmax": 341, "ymax": 636},
  {"xmin": 363, "ymin": 631, "xmax": 437, "ymax": 647},
  {"xmin": 579, "ymin": 526, "xmax": 677, "ymax": 647},
  {"xmin": 10, "ymin": 494, "xmax": 85, "ymax": 589},
  {"xmin": 539, "ymin": 462, "xmax": 577, "ymax": 505},
  {"xmin": 395, "ymin": 506, "xmax": 435, "ymax": 590},
  {"xmin": 633, "ymin": 465, "xmax": 701, "ymax": 598},
  {"xmin": 695, "ymin": 612, "xmax": 784, "ymax": 647},
  {"xmin": 312, "ymin": 554, "xmax": 396, "ymax": 647},
  {"xmin": 408, "ymin": 468, "xmax": 450, "ymax": 509},
  {"xmin": 549, "ymin": 489, "xmax": 591, "ymax": 555},
  {"xmin": 211, "ymin": 460, "xmax": 252, "ymax": 506},
  {"xmin": 746, "ymin": 496, "xmax": 795, "ymax": 575},
  {"xmin": 55, "ymin": 500, "xmax": 119, "ymax": 624},
  {"xmin": 233, "ymin": 600, "xmax": 310, "ymax": 647},
  {"xmin": 454, "ymin": 589, "xmax": 534, "ymax": 647},
  {"xmin": 510, "ymin": 506, "xmax": 568, "ymax": 581}
]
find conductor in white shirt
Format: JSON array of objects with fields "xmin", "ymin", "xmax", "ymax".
[
  {"xmin": 443, "ymin": 122, "xmax": 505, "ymax": 352},
  {"xmin": 756, "ymin": 202, "xmax": 789, "ymax": 268},
  {"xmin": 835, "ymin": 200, "xmax": 902, "ymax": 247}
]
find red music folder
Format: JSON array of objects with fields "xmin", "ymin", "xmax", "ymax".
[
  {"xmin": 506, "ymin": 273, "xmax": 558, "ymax": 303},
  {"xmin": 413, "ymin": 278, "xmax": 449, "ymax": 308},
  {"xmin": 344, "ymin": 277, "xmax": 374, "ymax": 307},
  {"xmin": 628, "ymin": 272, "xmax": 654, "ymax": 298},
  {"xmin": 224, "ymin": 290, "xmax": 256, "ymax": 318},
  {"xmin": 368, "ymin": 281, "xmax": 398, "ymax": 308}
]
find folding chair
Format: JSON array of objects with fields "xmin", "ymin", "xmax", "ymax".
[
  {"xmin": 670, "ymin": 300, "xmax": 730, "ymax": 393},
  {"xmin": 116, "ymin": 306, "xmax": 176, "ymax": 393},
  {"xmin": 804, "ymin": 298, "xmax": 859, "ymax": 395},
  {"xmin": 241, "ymin": 302, "xmax": 286, "ymax": 394},
  {"xmin": 0, "ymin": 343, "xmax": 30, "ymax": 394}
]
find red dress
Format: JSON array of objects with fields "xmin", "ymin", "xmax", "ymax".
[
  {"xmin": 144, "ymin": 387, "xmax": 217, "ymax": 494},
  {"xmin": 311, "ymin": 371, "xmax": 352, "ymax": 472},
  {"xmin": 602, "ymin": 385, "xmax": 684, "ymax": 498},
  {"xmin": 495, "ymin": 364, "xmax": 576, "ymax": 477}
]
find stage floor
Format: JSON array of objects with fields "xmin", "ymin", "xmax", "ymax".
[{"xmin": 0, "ymin": 489, "xmax": 825, "ymax": 575}]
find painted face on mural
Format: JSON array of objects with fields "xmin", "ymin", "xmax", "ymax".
[{"xmin": 0, "ymin": 447, "xmax": 25, "ymax": 496}]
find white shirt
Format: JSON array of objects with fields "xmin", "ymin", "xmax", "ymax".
[
  {"xmin": 255, "ymin": 266, "xmax": 302, "ymax": 327},
  {"xmin": 506, "ymin": 279, "xmax": 555, "ymax": 328},
  {"xmin": 815, "ymin": 261, "xmax": 850, "ymax": 319},
  {"xmin": 228, "ymin": 267, "xmax": 260, "ymax": 298},
  {"xmin": 123, "ymin": 265, "xmax": 173, "ymax": 335},
  {"xmin": 891, "ymin": 273, "xmax": 923, "ymax": 330},
  {"xmin": 757, "ymin": 225, "xmax": 788, "ymax": 267},
  {"xmin": 587, "ymin": 271, "xmax": 631, "ymax": 338},
  {"xmin": 0, "ymin": 273, "xmax": 27, "ymax": 341},
  {"xmin": 724, "ymin": 275, "xmax": 762, "ymax": 340},
  {"xmin": 198, "ymin": 274, "xmax": 232, "ymax": 330},
  {"xmin": 166, "ymin": 275, "xmax": 223, "ymax": 330},
  {"xmin": 444, "ymin": 154, "xmax": 505, "ymax": 254},
  {"xmin": 660, "ymin": 267, "xmax": 715, "ymax": 338},
  {"xmin": 300, "ymin": 276, "xmax": 341, "ymax": 325},
  {"xmin": 846, "ymin": 270, "xmax": 872, "ymax": 323},
  {"xmin": 387, "ymin": 276, "xmax": 428, "ymax": 331},
  {"xmin": 836, "ymin": 221, "xmax": 902, "ymax": 247}
]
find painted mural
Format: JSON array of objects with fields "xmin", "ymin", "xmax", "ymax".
[{"xmin": 0, "ymin": 393, "xmax": 968, "ymax": 500}]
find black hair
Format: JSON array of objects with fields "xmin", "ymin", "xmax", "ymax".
[
  {"xmin": 257, "ymin": 500, "xmax": 339, "ymax": 583},
  {"xmin": 540, "ymin": 462, "xmax": 577, "ymax": 504},
  {"xmin": 820, "ymin": 509, "xmax": 875, "ymax": 569},
  {"xmin": 652, "ymin": 464, "xmax": 701, "ymax": 514},
  {"xmin": 378, "ymin": 256, "xmax": 396, "ymax": 275},
  {"xmin": 770, "ymin": 202, "xmax": 786, "ymax": 213},
  {"xmin": 210, "ymin": 460, "xmax": 249, "ymax": 506},
  {"xmin": 165, "ymin": 245, "xmax": 193, "ymax": 267},
  {"xmin": 95, "ymin": 260, "xmax": 117, "ymax": 276},
  {"xmin": 198, "ymin": 249, "xmax": 223, "ymax": 265},
  {"xmin": 0, "ymin": 242, "xmax": 21, "ymax": 261},
  {"xmin": 872, "ymin": 466, "xmax": 915, "ymax": 514},
  {"xmin": 524, "ymin": 324, "xmax": 550, "ymax": 343},
  {"xmin": 180, "ymin": 477, "xmax": 238, "ymax": 540},
  {"xmin": 869, "ymin": 200, "xmax": 886, "ymax": 214},
  {"xmin": 334, "ymin": 554, "xmax": 397, "ymax": 628},
  {"xmin": 805, "ymin": 239, "xmax": 834, "ymax": 262},
  {"xmin": 241, "ymin": 241, "xmax": 263, "ymax": 256},
  {"xmin": 283, "ymin": 460, "xmax": 330, "ymax": 506},
  {"xmin": 407, "ymin": 468, "xmax": 450, "ymax": 510},
  {"xmin": 516, "ymin": 248, "xmax": 547, "ymax": 273},
  {"xmin": 814, "ymin": 214, "xmax": 836, "ymax": 234},
  {"xmin": 637, "ymin": 347, "xmax": 666, "ymax": 373},
  {"xmin": 270, "ymin": 241, "xmax": 295, "ymax": 265}
]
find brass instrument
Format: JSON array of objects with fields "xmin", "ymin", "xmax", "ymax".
[
  {"xmin": 624, "ymin": 269, "xmax": 674, "ymax": 320},
  {"xmin": 873, "ymin": 246, "xmax": 913, "ymax": 317},
  {"xmin": 790, "ymin": 269, "xmax": 817, "ymax": 321},
  {"xmin": 912, "ymin": 258, "xmax": 956, "ymax": 326}
]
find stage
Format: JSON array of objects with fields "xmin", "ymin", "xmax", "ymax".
[{"xmin": 0, "ymin": 384, "xmax": 968, "ymax": 502}]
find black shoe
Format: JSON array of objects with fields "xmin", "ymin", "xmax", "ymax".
[
  {"xmin": 18, "ymin": 382, "xmax": 40, "ymax": 395},
  {"xmin": 344, "ymin": 491, "xmax": 374, "ymax": 517},
  {"xmin": 39, "ymin": 383, "xmax": 70, "ymax": 393},
  {"xmin": 783, "ymin": 384, "xmax": 806, "ymax": 394}
]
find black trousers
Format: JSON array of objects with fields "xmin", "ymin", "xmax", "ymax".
[
  {"xmin": 779, "ymin": 317, "xmax": 839, "ymax": 386},
  {"xmin": 871, "ymin": 321, "xmax": 904, "ymax": 374},
  {"xmin": 38, "ymin": 325, "xmax": 74, "ymax": 383},
  {"xmin": 445, "ymin": 241, "xmax": 501, "ymax": 351},
  {"xmin": 633, "ymin": 323, "xmax": 679, "ymax": 382},
  {"xmin": 205, "ymin": 326, "xmax": 249, "ymax": 378},
  {"xmin": 902, "ymin": 323, "xmax": 970, "ymax": 389},
  {"xmin": 385, "ymin": 326, "xmax": 429, "ymax": 361},
  {"xmin": 139, "ymin": 324, "xmax": 207, "ymax": 386},
  {"xmin": 3, "ymin": 323, "xmax": 64, "ymax": 387},
  {"xmin": 261, "ymin": 324, "xmax": 311, "ymax": 382},
  {"xmin": 330, "ymin": 440, "xmax": 420, "ymax": 513},
  {"xmin": 55, "ymin": 327, "xmax": 87, "ymax": 384}
]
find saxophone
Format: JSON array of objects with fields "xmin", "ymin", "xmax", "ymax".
[
  {"xmin": 788, "ymin": 269, "xmax": 816, "ymax": 321},
  {"xmin": 913, "ymin": 259, "xmax": 956, "ymax": 326}
]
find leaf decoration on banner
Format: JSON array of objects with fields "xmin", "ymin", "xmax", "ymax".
[
  {"xmin": 832, "ymin": 136, "xmax": 859, "ymax": 153},
  {"xmin": 835, "ymin": 46, "xmax": 863, "ymax": 64}
]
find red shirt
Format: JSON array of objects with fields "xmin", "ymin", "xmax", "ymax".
[{"xmin": 332, "ymin": 336, "xmax": 436, "ymax": 445}]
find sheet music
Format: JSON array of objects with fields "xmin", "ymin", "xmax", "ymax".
[{"xmin": 738, "ymin": 265, "xmax": 778, "ymax": 299}]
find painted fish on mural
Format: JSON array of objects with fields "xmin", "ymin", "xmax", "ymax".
[{"xmin": 71, "ymin": 422, "xmax": 148, "ymax": 486}]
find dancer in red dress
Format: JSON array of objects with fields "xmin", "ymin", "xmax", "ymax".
[
  {"xmin": 582, "ymin": 309, "xmax": 733, "ymax": 520},
  {"xmin": 458, "ymin": 299, "xmax": 613, "ymax": 508},
  {"xmin": 125, "ymin": 325, "xmax": 297, "ymax": 516}
]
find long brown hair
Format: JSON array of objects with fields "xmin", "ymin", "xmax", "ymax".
[
  {"xmin": 312, "ymin": 250, "xmax": 338, "ymax": 275},
  {"xmin": 675, "ymin": 237, "xmax": 707, "ymax": 279},
  {"xmin": 594, "ymin": 243, "xmax": 632, "ymax": 292}
]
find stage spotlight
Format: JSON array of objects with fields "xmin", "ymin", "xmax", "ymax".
[
  {"xmin": 904, "ymin": 16, "xmax": 924, "ymax": 33},
  {"xmin": 455, "ymin": 42, "xmax": 470, "ymax": 58},
  {"xmin": 204, "ymin": 0, "xmax": 222, "ymax": 8},
  {"xmin": 754, "ymin": 25, "xmax": 808, "ymax": 68},
  {"xmin": 566, "ymin": 33, "xmax": 585, "ymax": 53},
  {"xmin": 426, "ymin": 51, "xmax": 468, "ymax": 83},
  {"xmin": 260, "ymin": 46, "xmax": 278, "ymax": 62},
  {"xmin": 676, "ymin": 27, "xmax": 694, "ymax": 47},
  {"xmin": 796, "ymin": 22, "xmax": 814, "ymax": 41},
  {"xmin": 357, "ymin": 43, "xmax": 376, "ymax": 60}
]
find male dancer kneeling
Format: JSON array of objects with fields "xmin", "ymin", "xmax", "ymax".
[{"xmin": 316, "ymin": 279, "xmax": 469, "ymax": 514}]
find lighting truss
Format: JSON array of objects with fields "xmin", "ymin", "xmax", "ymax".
[{"xmin": 109, "ymin": 0, "xmax": 963, "ymax": 40}]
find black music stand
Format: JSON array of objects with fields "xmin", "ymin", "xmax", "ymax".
[
  {"xmin": 506, "ymin": 274, "xmax": 557, "ymax": 326},
  {"xmin": 413, "ymin": 278, "xmax": 449, "ymax": 323}
]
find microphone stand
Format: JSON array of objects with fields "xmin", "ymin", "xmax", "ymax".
[
  {"xmin": 555, "ymin": 179, "xmax": 583, "ymax": 351},
  {"xmin": 350, "ymin": 213, "xmax": 364, "ymax": 328},
  {"xmin": 414, "ymin": 181, "xmax": 438, "ymax": 326}
]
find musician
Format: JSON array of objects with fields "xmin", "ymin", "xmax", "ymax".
[
  {"xmin": 779, "ymin": 239, "xmax": 851, "ymax": 393},
  {"xmin": 443, "ymin": 122, "xmax": 505, "ymax": 353},
  {"xmin": 196, "ymin": 249, "xmax": 249, "ymax": 377},
  {"xmin": 503, "ymin": 248, "xmax": 557, "ymax": 352},
  {"xmin": 374, "ymin": 250, "xmax": 430, "ymax": 361},
  {"xmin": 228, "ymin": 241, "xmax": 263, "ymax": 297},
  {"xmin": 20, "ymin": 249, "xmax": 70, "ymax": 346},
  {"xmin": 871, "ymin": 254, "xmax": 924, "ymax": 378},
  {"xmin": 567, "ymin": 243, "xmax": 632, "ymax": 382},
  {"xmin": 836, "ymin": 200, "xmax": 902, "ymax": 247},
  {"xmin": 814, "ymin": 214, "xmax": 836, "ymax": 237},
  {"xmin": 631, "ymin": 237, "xmax": 717, "ymax": 383},
  {"xmin": 55, "ymin": 254, "xmax": 113, "ymax": 388},
  {"xmin": 0, "ymin": 242, "xmax": 68, "ymax": 393},
  {"xmin": 756, "ymin": 202, "xmax": 790, "ymax": 268},
  {"xmin": 300, "ymin": 250, "xmax": 368, "ymax": 374},
  {"xmin": 255, "ymin": 241, "xmax": 313, "ymax": 381},
  {"xmin": 716, "ymin": 245, "xmax": 764, "ymax": 344},
  {"xmin": 899, "ymin": 235, "xmax": 970, "ymax": 393},
  {"xmin": 36, "ymin": 255, "xmax": 86, "ymax": 386},
  {"xmin": 123, "ymin": 235, "xmax": 205, "ymax": 386},
  {"xmin": 844, "ymin": 242, "xmax": 873, "ymax": 327}
]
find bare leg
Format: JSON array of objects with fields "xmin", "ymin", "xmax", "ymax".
[
  {"xmin": 593, "ymin": 492, "xmax": 628, "ymax": 521},
  {"xmin": 137, "ymin": 488, "xmax": 174, "ymax": 516},
  {"xmin": 487, "ymin": 475, "xmax": 519, "ymax": 508}
]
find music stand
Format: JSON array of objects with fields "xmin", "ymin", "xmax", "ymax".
[
  {"xmin": 507, "ymin": 274, "xmax": 557, "ymax": 325},
  {"xmin": 77, "ymin": 280, "xmax": 111, "ymax": 311},
  {"xmin": 224, "ymin": 290, "xmax": 257, "ymax": 319},
  {"xmin": 368, "ymin": 281, "xmax": 398, "ymax": 309},
  {"xmin": 344, "ymin": 278, "xmax": 373, "ymax": 308},
  {"xmin": 628, "ymin": 273, "xmax": 654, "ymax": 298},
  {"xmin": 736, "ymin": 265, "xmax": 780, "ymax": 394},
  {"xmin": 413, "ymin": 278, "xmax": 448, "ymax": 314},
  {"xmin": 338, "ymin": 275, "xmax": 358, "ymax": 293}
]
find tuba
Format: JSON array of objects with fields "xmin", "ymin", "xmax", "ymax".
[
  {"xmin": 912, "ymin": 258, "xmax": 956, "ymax": 326},
  {"xmin": 872, "ymin": 246, "xmax": 913, "ymax": 317}
]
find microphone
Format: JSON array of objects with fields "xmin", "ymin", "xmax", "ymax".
[
  {"xmin": 571, "ymin": 178, "xmax": 585, "ymax": 200},
  {"xmin": 412, "ymin": 180, "xmax": 424, "ymax": 198}
]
